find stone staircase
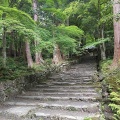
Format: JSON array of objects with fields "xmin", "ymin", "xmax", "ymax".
[{"xmin": 0, "ymin": 58, "xmax": 103, "ymax": 120}]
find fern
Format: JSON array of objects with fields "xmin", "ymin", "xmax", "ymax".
[{"xmin": 110, "ymin": 92, "xmax": 119, "ymax": 98}]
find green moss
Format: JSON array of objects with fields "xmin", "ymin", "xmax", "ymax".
[
  {"xmin": 84, "ymin": 118, "xmax": 92, "ymax": 120},
  {"xmin": 84, "ymin": 117, "xmax": 101, "ymax": 120},
  {"xmin": 100, "ymin": 59, "xmax": 120, "ymax": 120},
  {"xmin": 100, "ymin": 59, "xmax": 112, "ymax": 75},
  {"xmin": 67, "ymin": 106, "xmax": 77, "ymax": 111}
]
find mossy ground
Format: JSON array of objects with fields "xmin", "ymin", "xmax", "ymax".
[{"xmin": 100, "ymin": 59, "xmax": 120, "ymax": 120}]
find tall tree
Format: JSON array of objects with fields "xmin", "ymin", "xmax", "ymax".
[
  {"xmin": 97, "ymin": 0, "xmax": 106, "ymax": 60},
  {"xmin": 112, "ymin": 0, "xmax": 120, "ymax": 68},
  {"xmin": 1, "ymin": 13, "xmax": 7, "ymax": 68},
  {"xmin": 25, "ymin": 39, "xmax": 33, "ymax": 68},
  {"xmin": 33, "ymin": 0, "xmax": 44, "ymax": 64}
]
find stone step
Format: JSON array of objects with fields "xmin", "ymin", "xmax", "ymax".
[
  {"xmin": 22, "ymin": 91, "xmax": 101, "ymax": 98},
  {"xmin": 67, "ymin": 72, "xmax": 95, "ymax": 74},
  {"xmin": 29, "ymin": 88, "xmax": 97, "ymax": 93},
  {"xmin": 0, "ymin": 115, "xmax": 19, "ymax": 120},
  {"xmin": 70, "ymin": 66, "xmax": 96, "ymax": 68},
  {"xmin": 30, "ymin": 86, "xmax": 100, "ymax": 92},
  {"xmin": 50, "ymin": 81, "xmax": 93, "ymax": 84},
  {"xmin": 52, "ymin": 82, "xmax": 101, "ymax": 86},
  {"xmin": 33, "ymin": 108, "xmax": 101, "ymax": 120},
  {"xmin": 67, "ymin": 71, "xmax": 95, "ymax": 73},
  {"xmin": 48, "ymin": 79, "xmax": 93, "ymax": 83},
  {"xmin": 49, "ymin": 76, "xmax": 92, "ymax": 80},
  {"xmin": 50, "ymin": 75, "xmax": 92, "ymax": 77},
  {"xmin": 36, "ymin": 84, "xmax": 101, "ymax": 89},
  {"xmin": 4, "ymin": 100, "xmax": 100, "ymax": 113},
  {"xmin": 38, "ymin": 82, "xmax": 96, "ymax": 86},
  {"xmin": 17, "ymin": 95, "xmax": 101, "ymax": 102},
  {"xmin": 46, "ymin": 80, "xmax": 94, "ymax": 84},
  {"xmin": 0, "ymin": 105, "xmax": 12, "ymax": 114},
  {"xmin": 56, "ymin": 78, "xmax": 93, "ymax": 82},
  {"xmin": 23, "ymin": 91, "xmax": 100, "ymax": 97},
  {"xmin": 1, "ymin": 106, "xmax": 36, "ymax": 117}
]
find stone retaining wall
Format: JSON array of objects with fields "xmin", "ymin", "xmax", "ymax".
[{"xmin": 0, "ymin": 61, "xmax": 74, "ymax": 102}]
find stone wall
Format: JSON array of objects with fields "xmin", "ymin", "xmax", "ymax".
[{"xmin": 0, "ymin": 62, "xmax": 71, "ymax": 102}]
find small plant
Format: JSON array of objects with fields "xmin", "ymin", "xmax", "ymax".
[
  {"xmin": 67, "ymin": 106, "xmax": 77, "ymax": 111},
  {"xmin": 39, "ymin": 118, "xmax": 43, "ymax": 120},
  {"xmin": 84, "ymin": 117, "xmax": 92, "ymax": 120}
]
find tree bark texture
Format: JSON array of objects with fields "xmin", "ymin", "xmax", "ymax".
[
  {"xmin": 25, "ymin": 41, "xmax": 33, "ymax": 68},
  {"xmin": 112, "ymin": 0, "xmax": 120, "ymax": 68},
  {"xmin": 53, "ymin": 44, "xmax": 63, "ymax": 64},
  {"xmin": 33, "ymin": 0, "xmax": 44, "ymax": 64},
  {"xmin": 2, "ymin": 27, "xmax": 7, "ymax": 68},
  {"xmin": 97, "ymin": 0, "xmax": 106, "ymax": 61},
  {"xmin": 33, "ymin": 0, "xmax": 38, "ymax": 21},
  {"xmin": 100, "ymin": 26, "xmax": 106, "ymax": 60}
]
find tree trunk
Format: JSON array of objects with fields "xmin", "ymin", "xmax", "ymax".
[
  {"xmin": 2, "ymin": 27, "xmax": 7, "ymax": 68},
  {"xmin": 100, "ymin": 43, "xmax": 106, "ymax": 60},
  {"xmin": 66, "ymin": 18, "xmax": 69, "ymax": 26},
  {"xmin": 100, "ymin": 26, "xmax": 106, "ymax": 60},
  {"xmin": 112, "ymin": 0, "xmax": 120, "ymax": 68},
  {"xmin": 39, "ymin": 52, "xmax": 44, "ymax": 63},
  {"xmin": 33, "ymin": 0, "xmax": 38, "ymax": 22},
  {"xmin": 33, "ymin": 0, "xmax": 44, "ymax": 64},
  {"xmin": 52, "ymin": 44, "xmax": 63, "ymax": 64},
  {"xmin": 25, "ymin": 41, "xmax": 33, "ymax": 68},
  {"xmin": 97, "ymin": 0, "xmax": 106, "ymax": 61}
]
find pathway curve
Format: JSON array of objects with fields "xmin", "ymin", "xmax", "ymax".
[{"xmin": 0, "ymin": 57, "xmax": 103, "ymax": 120}]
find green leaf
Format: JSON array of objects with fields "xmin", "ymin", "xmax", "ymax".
[
  {"xmin": 58, "ymin": 25, "xmax": 84, "ymax": 37},
  {"xmin": 83, "ymin": 38, "xmax": 110, "ymax": 49}
]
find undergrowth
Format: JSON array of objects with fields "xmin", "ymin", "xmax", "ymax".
[
  {"xmin": 0, "ymin": 57, "xmax": 32, "ymax": 81},
  {"xmin": 100, "ymin": 59, "xmax": 120, "ymax": 120},
  {"xmin": 0, "ymin": 57, "xmax": 53, "ymax": 81}
]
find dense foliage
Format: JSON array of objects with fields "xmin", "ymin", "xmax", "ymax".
[
  {"xmin": 0, "ymin": 1, "xmax": 114, "ymax": 72},
  {"xmin": 0, "ymin": 0, "xmax": 114, "ymax": 74},
  {"xmin": 101, "ymin": 60, "xmax": 120, "ymax": 120}
]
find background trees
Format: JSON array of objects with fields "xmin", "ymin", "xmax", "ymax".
[
  {"xmin": 0, "ymin": 6, "xmax": 36, "ymax": 68},
  {"xmin": 0, "ymin": 0, "xmax": 117, "ymax": 70}
]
